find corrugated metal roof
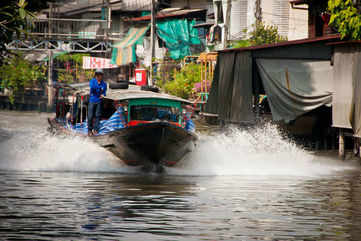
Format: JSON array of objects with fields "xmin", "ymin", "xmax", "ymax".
[
  {"xmin": 219, "ymin": 34, "xmax": 340, "ymax": 53},
  {"xmin": 105, "ymin": 89, "xmax": 192, "ymax": 104},
  {"xmin": 44, "ymin": 0, "xmax": 151, "ymax": 16},
  {"xmin": 126, "ymin": 9, "xmax": 207, "ymax": 21}
]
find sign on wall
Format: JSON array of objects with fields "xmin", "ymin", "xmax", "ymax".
[{"xmin": 82, "ymin": 56, "xmax": 118, "ymax": 69}]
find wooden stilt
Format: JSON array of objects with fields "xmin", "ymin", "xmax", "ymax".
[
  {"xmin": 358, "ymin": 138, "xmax": 361, "ymax": 160},
  {"xmin": 353, "ymin": 137, "xmax": 359, "ymax": 156},
  {"xmin": 339, "ymin": 128, "xmax": 345, "ymax": 160}
]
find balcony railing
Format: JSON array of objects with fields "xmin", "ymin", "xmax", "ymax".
[{"xmin": 27, "ymin": 17, "xmax": 112, "ymax": 40}]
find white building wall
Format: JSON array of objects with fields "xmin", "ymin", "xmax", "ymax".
[
  {"xmin": 230, "ymin": 0, "xmax": 248, "ymax": 40},
  {"xmin": 261, "ymin": 0, "xmax": 308, "ymax": 40},
  {"xmin": 287, "ymin": 4, "xmax": 308, "ymax": 40}
]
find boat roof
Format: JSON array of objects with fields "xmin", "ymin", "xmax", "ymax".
[{"xmin": 104, "ymin": 89, "xmax": 193, "ymax": 104}]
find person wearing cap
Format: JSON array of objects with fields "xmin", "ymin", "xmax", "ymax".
[{"xmin": 88, "ymin": 68, "xmax": 107, "ymax": 136}]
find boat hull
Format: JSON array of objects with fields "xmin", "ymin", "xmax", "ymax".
[{"xmin": 48, "ymin": 119, "xmax": 197, "ymax": 167}]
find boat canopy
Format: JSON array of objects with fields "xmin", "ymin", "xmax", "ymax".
[{"xmin": 104, "ymin": 90, "xmax": 193, "ymax": 104}]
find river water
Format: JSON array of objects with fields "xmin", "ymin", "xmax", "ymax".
[{"xmin": 0, "ymin": 111, "xmax": 361, "ymax": 240}]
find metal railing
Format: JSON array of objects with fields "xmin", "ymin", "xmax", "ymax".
[{"xmin": 28, "ymin": 17, "xmax": 110, "ymax": 40}]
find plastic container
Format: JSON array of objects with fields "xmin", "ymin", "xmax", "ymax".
[{"xmin": 135, "ymin": 68, "xmax": 147, "ymax": 86}]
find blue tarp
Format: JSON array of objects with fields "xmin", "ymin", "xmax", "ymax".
[{"xmin": 67, "ymin": 107, "xmax": 127, "ymax": 135}]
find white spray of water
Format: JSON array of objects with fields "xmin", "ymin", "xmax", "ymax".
[
  {"xmin": 0, "ymin": 122, "xmax": 357, "ymax": 176},
  {"xmin": 0, "ymin": 131, "xmax": 138, "ymax": 173},
  {"xmin": 167, "ymin": 123, "xmax": 358, "ymax": 177}
]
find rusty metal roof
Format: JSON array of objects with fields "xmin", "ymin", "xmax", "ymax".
[
  {"xmin": 289, "ymin": 0, "xmax": 309, "ymax": 5},
  {"xmin": 126, "ymin": 8, "xmax": 207, "ymax": 21},
  {"xmin": 219, "ymin": 34, "xmax": 340, "ymax": 53},
  {"xmin": 193, "ymin": 22, "xmax": 214, "ymax": 28}
]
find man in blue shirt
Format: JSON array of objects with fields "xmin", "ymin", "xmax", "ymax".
[{"xmin": 88, "ymin": 68, "xmax": 107, "ymax": 136}]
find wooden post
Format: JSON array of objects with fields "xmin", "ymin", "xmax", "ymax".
[
  {"xmin": 358, "ymin": 138, "xmax": 361, "ymax": 160},
  {"xmin": 80, "ymin": 96, "xmax": 83, "ymax": 123},
  {"xmin": 339, "ymin": 128, "xmax": 345, "ymax": 159},
  {"xmin": 354, "ymin": 137, "xmax": 359, "ymax": 156},
  {"xmin": 149, "ymin": 0, "xmax": 156, "ymax": 86},
  {"xmin": 47, "ymin": 50, "xmax": 53, "ymax": 109},
  {"xmin": 47, "ymin": 3, "xmax": 54, "ymax": 110}
]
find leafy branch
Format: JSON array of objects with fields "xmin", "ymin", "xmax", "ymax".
[{"xmin": 328, "ymin": 0, "xmax": 361, "ymax": 39}]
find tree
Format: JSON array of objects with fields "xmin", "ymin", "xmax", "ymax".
[
  {"xmin": 160, "ymin": 63, "xmax": 201, "ymax": 99},
  {"xmin": 248, "ymin": 21, "xmax": 287, "ymax": 46},
  {"xmin": 0, "ymin": 0, "xmax": 35, "ymax": 54},
  {"xmin": 55, "ymin": 53, "xmax": 94, "ymax": 84},
  {"xmin": 230, "ymin": 21, "xmax": 287, "ymax": 48},
  {"xmin": 0, "ymin": 52, "xmax": 46, "ymax": 103},
  {"xmin": 328, "ymin": 0, "xmax": 361, "ymax": 39},
  {"xmin": 0, "ymin": 0, "xmax": 54, "ymax": 58}
]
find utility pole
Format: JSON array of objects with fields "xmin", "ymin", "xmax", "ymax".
[
  {"xmin": 149, "ymin": 0, "xmax": 156, "ymax": 86},
  {"xmin": 47, "ymin": 2, "xmax": 54, "ymax": 110},
  {"xmin": 222, "ymin": 0, "xmax": 231, "ymax": 49},
  {"xmin": 105, "ymin": 0, "xmax": 111, "ymax": 40}
]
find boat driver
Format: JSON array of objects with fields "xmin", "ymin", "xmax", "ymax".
[{"xmin": 88, "ymin": 68, "xmax": 107, "ymax": 136}]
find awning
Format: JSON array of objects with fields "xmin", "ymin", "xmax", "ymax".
[
  {"xmin": 126, "ymin": 9, "xmax": 206, "ymax": 22},
  {"xmin": 111, "ymin": 26, "xmax": 149, "ymax": 66}
]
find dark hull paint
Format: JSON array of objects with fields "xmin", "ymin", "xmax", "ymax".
[{"xmin": 48, "ymin": 119, "xmax": 197, "ymax": 167}]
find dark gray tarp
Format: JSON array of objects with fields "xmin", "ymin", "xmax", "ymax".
[
  {"xmin": 352, "ymin": 49, "xmax": 361, "ymax": 137},
  {"xmin": 204, "ymin": 51, "xmax": 254, "ymax": 124},
  {"xmin": 230, "ymin": 52, "xmax": 253, "ymax": 123},
  {"xmin": 217, "ymin": 52, "xmax": 236, "ymax": 121},
  {"xmin": 333, "ymin": 45, "xmax": 361, "ymax": 137},
  {"xmin": 332, "ymin": 46, "xmax": 353, "ymax": 129},
  {"xmin": 256, "ymin": 59, "xmax": 333, "ymax": 123}
]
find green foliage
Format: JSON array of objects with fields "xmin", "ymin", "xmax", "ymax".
[
  {"xmin": 160, "ymin": 63, "xmax": 201, "ymax": 99},
  {"xmin": 0, "ymin": 0, "xmax": 35, "ymax": 54},
  {"xmin": 55, "ymin": 53, "xmax": 88, "ymax": 65},
  {"xmin": 54, "ymin": 53, "xmax": 94, "ymax": 83},
  {"xmin": 0, "ymin": 0, "xmax": 54, "ymax": 61},
  {"xmin": 229, "ymin": 22, "xmax": 286, "ymax": 49},
  {"xmin": 230, "ymin": 39, "xmax": 251, "ymax": 48},
  {"xmin": 248, "ymin": 21, "xmax": 287, "ymax": 46},
  {"xmin": 0, "ymin": 52, "xmax": 46, "ymax": 103},
  {"xmin": 328, "ymin": 0, "xmax": 361, "ymax": 39}
]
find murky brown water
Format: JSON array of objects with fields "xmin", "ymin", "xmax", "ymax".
[{"xmin": 1, "ymin": 111, "xmax": 361, "ymax": 240}]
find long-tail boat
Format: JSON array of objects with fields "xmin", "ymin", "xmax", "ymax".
[{"xmin": 48, "ymin": 87, "xmax": 197, "ymax": 170}]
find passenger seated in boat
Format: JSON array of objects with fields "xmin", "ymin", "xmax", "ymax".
[
  {"xmin": 114, "ymin": 101, "xmax": 127, "ymax": 124},
  {"xmin": 157, "ymin": 109, "xmax": 171, "ymax": 121}
]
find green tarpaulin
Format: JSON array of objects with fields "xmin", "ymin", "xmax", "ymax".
[
  {"xmin": 156, "ymin": 19, "xmax": 200, "ymax": 60},
  {"xmin": 111, "ymin": 26, "xmax": 149, "ymax": 66}
]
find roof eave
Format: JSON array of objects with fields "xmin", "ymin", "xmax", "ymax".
[{"xmin": 219, "ymin": 34, "xmax": 340, "ymax": 53}]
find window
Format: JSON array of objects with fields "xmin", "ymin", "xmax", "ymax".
[{"xmin": 130, "ymin": 105, "xmax": 179, "ymax": 122}]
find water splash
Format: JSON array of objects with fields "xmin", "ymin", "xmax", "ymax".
[
  {"xmin": 167, "ymin": 123, "xmax": 358, "ymax": 177},
  {"xmin": 0, "ymin": 130, "xmax": 139, "ymax": 173},
  {"xmin": 0, "ymin": 114, "xmax": 357, "ymax": 176}
]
